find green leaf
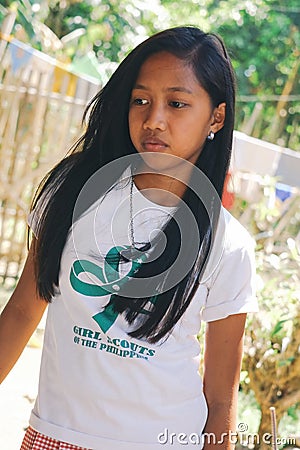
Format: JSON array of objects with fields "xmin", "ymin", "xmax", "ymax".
[
  {"xmin": 287, "ymin": 404, "xmax": 299, "ymax": 420},
  {"xmin": 270, "ymin": 319, "xmax": 290, "ymax": 337},
  {"xmin": 277, "ymin": 357, "xmax": 295, "ymax": 367}
]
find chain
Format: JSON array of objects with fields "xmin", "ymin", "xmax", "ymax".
[{"xmin": 129, "ymin": 175, "xmax": 135, "ymax": 248}]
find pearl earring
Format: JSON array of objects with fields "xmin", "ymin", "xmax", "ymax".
[{"xmin": 207, "ymin": 131, "xmax": 215, "ymax": 141}]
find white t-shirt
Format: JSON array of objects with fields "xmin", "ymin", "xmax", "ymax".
[{"xmin": 28, "ymin": 172, "xmax": 258, "ymax": 449}]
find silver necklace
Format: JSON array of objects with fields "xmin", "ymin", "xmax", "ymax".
[
  {"xmin": 129, "ymin": 175, "xmax": 149, "ymax": 251},
  {"xmin": 129, "ymin": 175, "xmax": 136, "ymax": 249}
]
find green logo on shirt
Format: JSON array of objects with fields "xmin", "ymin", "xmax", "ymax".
[{"xmin": 70, "ymin": 246, "xmax": 147, "ymax": 333}]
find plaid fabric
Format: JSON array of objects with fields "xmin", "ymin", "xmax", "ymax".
[{"xmin": 20, "ymin": 426, "xmax": 91, "ymax": 450}]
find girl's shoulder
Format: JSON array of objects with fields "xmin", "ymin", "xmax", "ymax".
[
  {"xmin": 221, "ymin": 206, "xmax": 255, "ymax": 252},
  {"xmin": 201, "ymin": 206, "xmax": 255, "ymax": 284}
]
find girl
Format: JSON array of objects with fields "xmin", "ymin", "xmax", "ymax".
[{"xmin": 0, "ymin": 27, "xmax": 257, "ymax": 449}]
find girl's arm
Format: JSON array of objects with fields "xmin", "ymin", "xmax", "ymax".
[
  {"xmin": 202, "ymin": 313, "xmax": 246, "ymax": 449},
  {"xmin": 0, "ymin": 241, "xmax": 48, "ymax": 383}
]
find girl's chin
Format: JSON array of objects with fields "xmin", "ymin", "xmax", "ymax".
[{"xmin": 136, "ymin": 151, "xmax": 191, "ymax": 175}]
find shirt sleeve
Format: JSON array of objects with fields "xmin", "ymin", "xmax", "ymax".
[{"xmin": 200, "ymin": 217, "xmax": 258, "ymax": 323}]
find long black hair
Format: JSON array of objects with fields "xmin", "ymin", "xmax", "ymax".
[{"xmin": 31, "ymin": 26, "xmax": 236, "ymax": 342}]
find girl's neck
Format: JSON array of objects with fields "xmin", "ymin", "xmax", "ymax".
[{"xmin": 133, "ymin": 171, "xmax": 188, "ymax": 207}]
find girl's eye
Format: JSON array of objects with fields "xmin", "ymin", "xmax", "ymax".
[
  {"xmin": 132, "ymin": 98, "xmax": 148, "ymax": 106},
  {"xmin": 170, "ymin": 101, "xmax": 187, "ymax": 109}
]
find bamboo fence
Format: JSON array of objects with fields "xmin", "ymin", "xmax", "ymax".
[{"xmin": 0, "ymin": 19, "xmax": 101, "ymax": 287}]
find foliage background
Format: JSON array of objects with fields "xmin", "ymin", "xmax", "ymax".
[{"xmin": 1, "ymin": 0, "xmax": 300, "ymax": 151}]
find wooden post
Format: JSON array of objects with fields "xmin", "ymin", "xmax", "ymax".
[{"xmin": 0, "ymin": 12, "xmax": 16, "ymax": 60}]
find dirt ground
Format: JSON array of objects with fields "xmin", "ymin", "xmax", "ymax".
[
  {"xmin": 0, "ymin": 290, "xmax": 45, "ymax": 450},
  {"xmin": 0, "ymin": 343, "xmax": 42, "ymax": 450}
]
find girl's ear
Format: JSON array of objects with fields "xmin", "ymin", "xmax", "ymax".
[{"xmin": 211, "ymin": 102, "xmax": 226, "ymax": 133}]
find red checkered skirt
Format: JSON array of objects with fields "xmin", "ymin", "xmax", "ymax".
[{"xmin": 20, "ymin": 426, "xmax": 91, "ymax": 450}]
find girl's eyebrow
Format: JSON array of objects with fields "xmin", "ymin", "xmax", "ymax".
[{"xmin": 132, "ymin": 83, "xmax": 193, "ymax": 94}]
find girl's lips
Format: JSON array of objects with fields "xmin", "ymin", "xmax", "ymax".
[
  {"xmin": 142, "ymin": 138, "xmax": 168, "ymax": 151},
  {"xmin": 142, "ymin": 143, "xmax": 168, "ymax": 151}
]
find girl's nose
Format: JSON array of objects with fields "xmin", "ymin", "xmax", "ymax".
[{"xmin": 143, "ymin": 104, "xmax": 167, "ymax": 131}]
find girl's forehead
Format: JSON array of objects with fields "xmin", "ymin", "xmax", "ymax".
[
  {"xmin": 133, "ymin": 52, "xmax": 201, "ymax": 92},
  {"xmin": 140, "ymin": 51, "xmax": 187, "ymax": 71},
  {"xmin": 136, "ymin": 52, "xmax": 193, "ymax": 78}
]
